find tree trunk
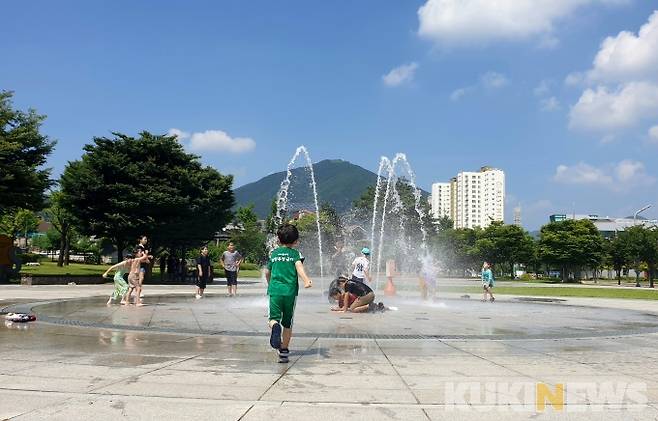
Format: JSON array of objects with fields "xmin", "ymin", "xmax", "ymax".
[
  {"xmin": 650, "ymin": 266, "xmax": 655, "ymax": 289},
  {"xmin": 616, "ymin": 269, "xmax": 621, "ymax": 286},
  {"xmin": 57, "ymin": 235, "xmax": 66, "ymax": 267},
  {"xmin": 510, "ymin": 263, "xmax": 515, "ymax": 280},
  {"xmin": 561, "ymin": 265, "xmax": 567, "ymax": 283},
  {"xmin": 63, "ymin": 237, "xmax": 70, "ymax": 266}
]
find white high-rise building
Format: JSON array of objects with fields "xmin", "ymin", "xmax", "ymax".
[
  {"xmin": 430, "ymin": 182, "xmax": 451, "ymax": 219},
  {"xmin": 430, "ymin": 166, "xmax": 505, "ymax": 229}
]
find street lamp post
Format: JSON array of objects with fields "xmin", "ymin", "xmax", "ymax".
[
  {"xmin": 632, "ymin": 205, "xmax": 652, "ymax": 287},
  {"xmin": 634, "ymin": 204, "xmax": 652, "ymax": 226}
]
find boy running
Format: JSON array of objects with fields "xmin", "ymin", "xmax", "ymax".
[{"xmin": 265, "ymin": 224, "xmax": 312, "ymax": 363}]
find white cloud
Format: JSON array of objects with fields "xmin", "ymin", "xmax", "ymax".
[
  {"xmin": 649, "ymin": 125, "xmax": 658, "ymax": 143},
  {"xmin": 449, "ymin": 86, "xmax": 473, "ymax": 101},
  {"xmin": 565, "ymin": 72, "xmax": 584, "ymax": 86},
  {"xmin": 615, "ymin": 159, "xmax": 646, "ymax": 182},
  {"xmin": 167, "ymin": 128, "xmax": 190, "ymax": 140},
  {"xmin": 569, "ymin": 82, "xmax": 658, "ymax": 132},
  {"xmin": 587, "ymin": 11, "xmax": 658, "ymax": 83},
  {"xmin": 382, "ymin": 62, "xmax": 419, "ymax": 87},
  {"xmin": 417, "ymin": 0, "xmax": 626, "ymax": 46},
  {"xmin": 554, "ymin": 162, "xmax": 613, "ymax": 185},
  {"xmin": 169, "ymin": 128, "xmax": 256, "ymax": 154},
  {"xmin": 189, "ymin": 130, "xmax": 256, "ymax": 153},
  {"xmin": 553, "ymin": 160, "xmax": 655, "ymax": 190},
  {"xmin": 540, "ymin": 96, "xmax": 561, "ymax": 112},
  {"xmin": 568, "ymin": 11, "xmax": 658, "ymax": 138},
  {"xmin": 534, "ymin": 80, "xmax": 552, "ymax": 97},
  {"xmin": 480, "ymin": 71, "xmax": 509, "ymax": 89}
]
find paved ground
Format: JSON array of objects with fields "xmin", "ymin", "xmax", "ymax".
[{"xmin": 3, "ymin": 280, "xmax": 658, "ymax": 420}]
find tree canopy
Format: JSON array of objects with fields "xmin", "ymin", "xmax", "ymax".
[
  {"xmin": 60, "ymin": 132, "xmax": 234, "ymax": 257},
  {"xmin": 0, "ymin": 91, "xmax": 55, "ymax": 214}
]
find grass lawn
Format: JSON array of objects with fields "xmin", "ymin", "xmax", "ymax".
[
  {"xmin": 463, "ymin": 286, "xmax": 658, "ymax": 300},
  {"xmin": 20, "ymin": 261, "xmax": 262, "ymax": 278}
]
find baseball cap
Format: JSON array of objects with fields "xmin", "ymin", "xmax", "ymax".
[{"xmin": 361, "ymin": 247, "xmax": 371, "ymax": 255}]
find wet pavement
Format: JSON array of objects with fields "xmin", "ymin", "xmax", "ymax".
[{"xmin": 2, "ymin": 283, "xmax": 658, "ymax": 420}]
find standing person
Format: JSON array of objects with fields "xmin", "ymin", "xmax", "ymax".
[
  {"xmin": 124, "ymin": 249, "xmax": 151, "ymax": 306},
  {"xmin": 351, "ymin": 247, "xmax": 372, "ymax": 283},
  {"xmin": 136, "ymin": 236, "xmax": 151, "ymax": 298},
  {"xmin": 482, "ymin": 261, "xmax": 495, "ymax": 303},
  {"xmin": 102, "ymin": 254, "xmax": 132, "ymax": 305},
  {"xmin": 195, "ymin": 246, "xmax": 212, "ymax": 299},
  {"xmin": 221, "ymin": 242, "xmax": 243, "ymax": 297},
  {"xmin": 265, "ymin": 224, "xmax": 313, "ymax": 363}
]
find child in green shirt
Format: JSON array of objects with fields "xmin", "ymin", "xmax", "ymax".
[{"xmin": 265, "ymin": 224, "xmax": 313, "ymax": 363}]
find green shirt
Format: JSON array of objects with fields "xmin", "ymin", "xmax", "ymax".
[{"xmin": 267, "ymin": 246, "xmax": 304, "ymax": 296}]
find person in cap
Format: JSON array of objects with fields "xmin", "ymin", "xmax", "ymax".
[{"xmin": 351, "ymin": 247, "xmax": 372, "ymax": 283}]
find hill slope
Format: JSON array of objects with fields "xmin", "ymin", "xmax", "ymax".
[{"xmin": 234, "ymin": 159, "xmax": 385, "ymax": 218}]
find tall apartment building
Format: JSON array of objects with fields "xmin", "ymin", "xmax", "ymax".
[
  {"xmin": 430, "ymin": 182, "xmax": 451, "ymax": 219},
  {"xmin": 431, "ymin": 166, "xmax": 505, "ymax": 229}
]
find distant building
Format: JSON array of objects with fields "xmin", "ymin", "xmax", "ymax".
[
  {"xmin": 431, "ymin": 166, "xmax": 505, "ymax": 229},
  {"xmin": 549, "ymin": 214, "xmax": 658, "ymax": 238},
  {"xmin": 430, "ymin": 182, "xmax": 451, "ymax": 219}
]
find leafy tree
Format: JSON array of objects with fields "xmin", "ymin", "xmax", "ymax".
[
  {"xmin": 0, "ymin": 209, "xmax": 39, "ymax": 242},
  {"xmin": 538, "ymin": 219, "xmax": 604, "ymax": 282},
  {"xmin": 43, "ymin": 191, "xmax": 76, "ymax": 266},
  {"xmin": 60, "ymin": 132, "xmax": 234, "ymax": 261},
  {"xmin": 622, "ymin": 226, "xmax": 658, "ymax": 288},
  {"xmin": 265, "ymin": 199, "xmax": 278, "ymax": 234},
  {"xmin": 0, "ymin": 91, "xmax": 56, "ymax": 214},
  {"xmin": 231, "ymin": 205, "xmax": 267, "ymax": 264},
  {"xmin": 474, "ymin": 222, "xmax": 536, "ymax": 279},
  {"xmin": 605, "ymin": 235, "xmax": 629, "ymax": 285},
  {"xmin": 433, "ymin": 215, "xmax": 454, "ymax": 232}
]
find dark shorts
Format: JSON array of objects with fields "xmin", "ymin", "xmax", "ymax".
[
  {"xmin": 197, "ymin": 275, "xmax": 209, "ymax": 289},
  {"xmin": 225, "ymin": 270, "xmax": 238, "ymax": 286},
  {"xmin": 351, "ymin": 276, "xmax": 365, "ymax": 283}
]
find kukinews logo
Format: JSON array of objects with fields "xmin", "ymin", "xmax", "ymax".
[{"xmin": 445, "ymin": 382, "xmax": 647, "ymax": 412}]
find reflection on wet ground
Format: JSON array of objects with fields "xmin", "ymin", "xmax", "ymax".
[{"xmin": 17, "ymin": 293, "xmax": 658, "ymax": 339}]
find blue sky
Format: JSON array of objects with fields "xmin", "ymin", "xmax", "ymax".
[{"xmin": 2, "ymin": 1, "xmax": 658, "ymax": 229}]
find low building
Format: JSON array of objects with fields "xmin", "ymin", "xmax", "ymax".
[{"xmin": 549, "ymin": 214, "xmax": 658, "ymax": 238}]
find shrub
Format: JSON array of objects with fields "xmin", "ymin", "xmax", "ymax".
[{"xmin": 18, "ymin": 253, "xmax": 41, "ymax": 264}]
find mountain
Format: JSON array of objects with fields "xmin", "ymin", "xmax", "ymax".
[{"xmin": 234, "ymin": 159, "xmax": 428, "ymax": 218}]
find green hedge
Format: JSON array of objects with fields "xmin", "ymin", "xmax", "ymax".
[{"xmin": 18, "ymin": 253, "xmax": 41, "ymax": 264}]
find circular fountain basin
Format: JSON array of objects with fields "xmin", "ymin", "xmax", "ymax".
[{"xmin": 10, "ymin": 292, "xmax": 658, "ymax": 340}]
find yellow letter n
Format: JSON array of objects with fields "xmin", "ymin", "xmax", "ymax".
[{"xmin": 536, "ymin": 383, "xmax": 564, "ymax": 411}]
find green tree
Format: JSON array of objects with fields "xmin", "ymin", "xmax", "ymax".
[
  {"xmin": 605, "ymin": 235, "xmax": 629, "ymax": 285},
  {"xmin": 0, "ymin": 91, "xmax": 56, "ymax": 214},
  {"xmin": 231, "ymin": 205, "xmax": 267, "ymax": 264},
  {"xmin": 60, "ymin": 132, "xmax": 234, "ymax": 261},
  {"xmin": 538, "ymin": 219, "xmax": 604, "ymax": 282},
  {"xmin": 474, "ymin": 222, "xmax": 536, "ymax": 279},
  {"xmin": 622, "ymin": 226, "xmax": 658, "ymax": 288},
  {"xmin": 0, "ymin": 209, "xmax": 39, "ymax": 243},
  {"xmin": 43, "ymin": 191, "xmax": 76, "ymax": 266}
]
